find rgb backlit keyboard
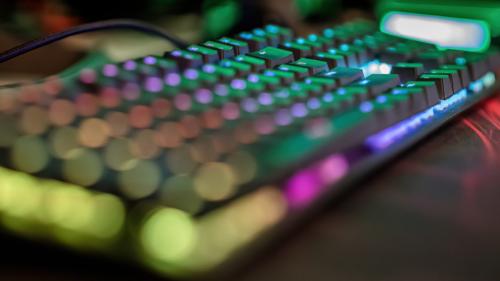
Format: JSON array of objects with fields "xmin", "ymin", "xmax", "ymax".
[{"xmin": 0, "ymin": 19, "xmax": 499, "ymax": 279}]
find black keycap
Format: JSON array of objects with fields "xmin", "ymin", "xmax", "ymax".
[
  {"xmin": 430, "ymin": 69, "xmax": 463, "ymax": 93},
  {"xmin": 391, "ymin": 62, "xmax": 424, "ymax": 83},
  {"xmin": 441, "ymin": 64, "xmax": 471, "ymax": 88},
  {"xmin": 315, "ymin": 67, "xmax": 364, "ymax": 86},
  {"xmin": 247, "ymin": 47, "xmax": 294, "ymax": 68},
  {"xmin": 346, "ymin": 74, "xmax": 401, "ymax": 97},
  {"xmin": 391, "ymin": 87, "xmax": 428, "ymax": 114},
  {"xmin": 414, "ymin": 51, "xmax": 447, "ymax": 70},
  {"xmin": 486, "ymin": 49, "xmax": 500, "ymax": 70},
  {"xmin": 460, "ymin": 54, "xmax": 488, "ymax": 81},
  {"xmin": 403, "ymin": 80, "xmax": 440, "ymax": 106},
  {"xmin": 379, "ymin": 44, "xmax": 414, "ymax": 65},
  {"xmin": 419, "ymin": 74, "xmax": 453, "ymax": 99}
]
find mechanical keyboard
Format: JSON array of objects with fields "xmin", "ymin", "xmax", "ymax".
[{"xmin": 0, "ymin": 19, "xmax": 499, "ymax": 279}]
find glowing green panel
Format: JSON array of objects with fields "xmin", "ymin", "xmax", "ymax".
[{"xmin": 380, "ymin": 11, "xmax": 490, "ymax": 52}]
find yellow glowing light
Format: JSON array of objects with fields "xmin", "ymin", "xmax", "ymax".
[
  {"xmin": 194, "ymin": 162, "xmax": 236, "ymax": 201},
  {"xmin": 165, "ymin": 186, "xmax": 287, "ymax": 272},
  {"xmin": 11, "ymin": 135, "xmax": 49, "ymax": 173},
  {"xmin": 62, "ymin": 148, "xmax": 104, "ymax": 186},
  {"xmin": 118, "ymin": 160, "xmax": 161, "ymax": 199},
  {"xmin": 140, "ymin": 208, "xmax": 198, "ymax": 263},
  {"xmin": 44, "ymin": 185, "xmax": 94, "ymax": 230},
  {"xmin": 88, "ymin": 194, "xmax": 125, "ymax": 239},
  {"xmin": 0, "ymin": 170, "xmax": 42, "ymax": 217},
  {"xmin": 0, "ymin": 167, "xmax": 125, "ymax": 243}
]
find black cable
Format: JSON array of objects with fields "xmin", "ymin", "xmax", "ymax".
[{"xmin": 0, "ymin": 19, "xmax": 189, "ymax": 63}]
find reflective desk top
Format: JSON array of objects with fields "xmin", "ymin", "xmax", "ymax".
[{"xmin": 1, "ymin": 94, "xmax": 500, "ymax": 281}]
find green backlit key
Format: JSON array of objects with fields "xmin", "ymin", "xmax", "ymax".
[
  {"xmin": 441, "ymin": 64, "xmax": 471, "ymax": 88},
  {"xmin": 404, "ymin": 80, "xmax": 440, "ymax": 106},
  {"xmin": 415, "ymin": 51, "xmax": 447, "ymax": 70},
  {"xmin": 295, "ymin": 38, "xmax": 323, "ymax": 52},
  {"xmin": 430, "ymin": 69, "xmax": 463, "ymax": 93},
  {"xmin": 202, "ymin": 64, "xmax": 236, "ymax": 81},
  {"xmin": 290, "ymin": 58, "xmax": 328, "ymax": 75},
  {"xmin": 237, "ymin": 32, "xmax": 268, "ymax": 51},
  {"xmin": 279, "ymin": 42, "xmax": 313, "ymax": 59},
  {"xmin": 316, "ymin": 67, "xmax": 364, "ymax": 86},
  {"xmin": 419, "ymin": 74, "xmax": 453, "ymax": 99},
  {"xmin": 265, "ymin": 24, "xmax": 293, "ymax": 42},
  {"xmin": 166, "ymin": 49, "xmax": 204, "ymax": 69},
  {"xmin": 391, "ymin": 62, "xmax": 424, "ymax": 83},
  {"xmin": 253, "ymin": 28, "xmax": 280, "ymax": 46},
  {"xmin": 263, "ymin": 69, "xmax": 295, "ymax": 84},
  {"xmin": 290, "ymin": 82, "xmax": 323, "ymax": 96},
  {"xmin": 235, "ymin": 55, "xmax": 266, "ymax": 72},
  {"xmin": 278, "ymin": 64, "xmax": 310, "ymax": 79},
  {"xmin": 304, "ymin": 77, "xmax": 337, "ymax": 91},
  {"xmin": 312, "ymin": 52, "xmax": 346, "ymax": 68},
  {"xmin": 248, "ymin": 47, "xmax": 294, "ymax": 68},
  {"xmin": 220, "ymin": 59, "xmax": 251, "ymax": 76},
  {"xmin": 218, "ymin": 37, "xmax": 250, "ymax": 56},
  {"xmin": 307, "ymin": 34, "xmax": 335, "ymax": 51},
  {"xmin": 328, "ymin": 48, "xmax": 358, "ymax": 67},
  {"xmin": 379, "ymin": 44, "xmax": 415, "ymax": 65},
  {"xmin": 247, "ymin": 74, "xmax": 281, "ymax": 90},
  {"xmin": 460, "ymin": 53, "xmax": 489, "ymax": 81},
  {"xmin": 346, "ymin": 74, "xmax": 401, "ymax": 97},
  {"xmin": 336, "ymin": 87, "xmax": 370, "ymax": 103},
  {"xmin": 187, "ymin": 45, "xmax": 219, "ymax": 64},
  {"xmin": 390, "ymin": 87, "xmax": 428, "ymax": 114},
  {"xmin": 203, "ymin": 41, "xmax": 235, "ymax": 59}
]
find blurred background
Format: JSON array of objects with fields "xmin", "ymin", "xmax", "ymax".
[{"xmin": 0, "ymin": 0, "xmax": 374, "ymax": 83}]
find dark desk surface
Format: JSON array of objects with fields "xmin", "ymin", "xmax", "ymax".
[{"xmin": 1, "ymin": 95, "xmax": 500, "ymax": 281}]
